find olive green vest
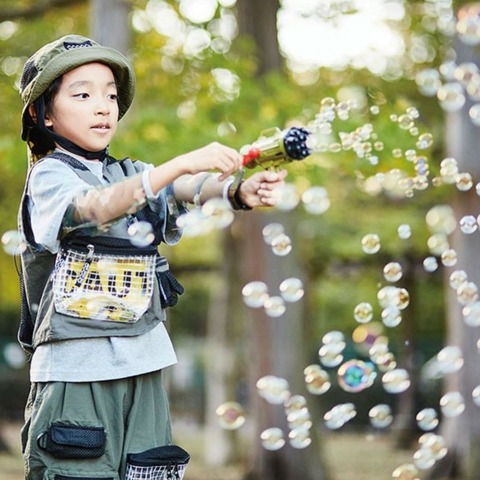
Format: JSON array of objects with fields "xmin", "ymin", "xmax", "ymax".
[{"xmin": 18, "ymin": 152, "xmax": 183, "ymax": 353}]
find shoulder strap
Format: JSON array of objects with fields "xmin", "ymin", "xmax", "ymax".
[{"xmin": 47, "ymin": 151, "xmax": 103, "ymax": 186}]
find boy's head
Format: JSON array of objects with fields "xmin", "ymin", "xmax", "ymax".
[{"xmin": 20, "ymin": 34, "xmax": 136, "ymax": 162}]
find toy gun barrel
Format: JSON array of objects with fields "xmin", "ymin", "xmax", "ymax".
[{"xmin": 241, "ymin": 126, "xmax": 312, "ymax": 170}]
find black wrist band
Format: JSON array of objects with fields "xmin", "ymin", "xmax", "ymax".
[{"xmin": 228, "ymin": 180, "xmax": 252, "ymax": 210}]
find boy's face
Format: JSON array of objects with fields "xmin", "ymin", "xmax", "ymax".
[{"xmin": 45, "ymin": 62, "xmax": 119, "ymax": 155}]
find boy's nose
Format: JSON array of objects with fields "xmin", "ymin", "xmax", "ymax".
[{"xmin": 95, "ymin": 98, "xmax": 110, "ymax": 115}]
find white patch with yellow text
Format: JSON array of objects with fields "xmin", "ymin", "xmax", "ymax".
[{"xmin": 53, "ymin": 248, "xmax": 156, "ymax": 323}]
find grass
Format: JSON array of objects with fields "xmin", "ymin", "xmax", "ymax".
[{"xmin": 0, "ymin": 422, "xmax": 416, "ymax": 480}]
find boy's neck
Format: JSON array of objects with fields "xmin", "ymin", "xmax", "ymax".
[{"xmin": 55, "ymin": 146, "xmax": 101, "ymax": 162}]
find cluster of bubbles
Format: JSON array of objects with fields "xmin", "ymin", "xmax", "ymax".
[
  {"xmin": 226, "ymin": 90, "xmax": 480, "ymax": 473},
  {"xmin": 256, "ymin": 376, "xmax": 313, "ymax": 450},
  {"xmin": 176, "ymin": 197, "xmax": 235, "ymax": 237},
  {"xmin": 416, "ymin": 3, "xmax": 480, "ymax": 129},
  {"xmin": 304, "ymin": 96, "xmax": 437, "ymax": 200}
]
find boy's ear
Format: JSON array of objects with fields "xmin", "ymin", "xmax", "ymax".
[
  {"xmin": 28, "ymin": 103, "xmax": 53, "ymax": 126},
  {"xmin": 28, "ymin": 104, "xmax": 37, "ymax": 122}
]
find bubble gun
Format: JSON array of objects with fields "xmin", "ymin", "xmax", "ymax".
[{"xmin": 240, "ymin": 126, "xmax": 312, "ymax": 171}]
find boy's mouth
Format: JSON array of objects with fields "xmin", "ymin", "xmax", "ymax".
[{"xmin": 91, "ymin": 123, "xmax": 110, "ymax": 130}]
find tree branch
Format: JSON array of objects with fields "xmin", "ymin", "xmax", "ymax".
[{"xmin": 0, "ymin": 0, "xmax": 88, "ymax": 22}]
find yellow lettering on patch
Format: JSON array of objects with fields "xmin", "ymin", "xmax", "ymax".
[{"xmin": 53, "ymin": 252, "xmax": 156, "ymax": 323}]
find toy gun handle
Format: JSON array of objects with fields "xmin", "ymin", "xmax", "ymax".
[{"xmin": 241, "ymin": 126, "xmax": 311, "ymax": 171}]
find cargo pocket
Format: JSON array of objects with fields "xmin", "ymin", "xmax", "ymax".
[
  {"xmin": 37, "ymin": 423, "xmax": 106, "ymax": 459},
  {"xmin": 125, "ymin": 445, "xmax": 190, "ymax": 480},
  {"xmin": 53, "ymin": 476, "xmax": 114, "ymax": 480}
]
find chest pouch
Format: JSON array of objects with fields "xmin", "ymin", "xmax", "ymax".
[{"xmin": 52, "ymin": 243, "xmax": 156, "ymax": 323}]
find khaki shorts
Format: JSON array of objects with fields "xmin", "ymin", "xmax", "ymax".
[{"xmin": 21, "ymin": 371, "xmax": 172, "ymax": 480}]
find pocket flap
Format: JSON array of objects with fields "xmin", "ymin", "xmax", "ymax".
[
  {"xmin": 127, "ymin": 444, "xmax": 190, "ymax": 467},
  {"xmin": 50, "ymin": 423, "xmax": 106, "ymax": 449}
]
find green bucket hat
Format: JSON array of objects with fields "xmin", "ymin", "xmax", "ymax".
[{"xmin": 20, "ymin": 34, "xmax": 136, "ymax": 141}]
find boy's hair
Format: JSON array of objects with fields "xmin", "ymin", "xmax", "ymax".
[{"xmin": 19, "ymin": 34, "xmax": 136, "ymax": 163}]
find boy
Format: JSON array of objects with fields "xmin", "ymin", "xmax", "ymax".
[{"xmin": 18, "ymin": 34, "xmax": 287, "ymax": 480}]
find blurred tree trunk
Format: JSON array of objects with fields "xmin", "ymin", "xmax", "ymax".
[
  {"xmin": 89, "ymin": 0, "xmax": 131, "ymax": 54},
  {"xmin": 427, "ymin": 5, "xmax": 480, "ymax": 478},
  {"xmin": 235, "ymin": 1, "xmax": 329, "ymax": 478}
]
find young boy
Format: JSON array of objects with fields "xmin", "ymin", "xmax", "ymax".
[{"xmin": 18, "ymin": 34, "xmax": 287, "ymax": 480}]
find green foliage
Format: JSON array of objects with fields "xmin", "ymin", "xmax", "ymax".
[{"xmin": 0, "ymin": 0, "xmax": 454, "ymax": 353}]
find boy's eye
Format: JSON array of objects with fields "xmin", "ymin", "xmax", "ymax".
[
  {"xmin": 108, "ymin": 93, "xmax": 118, "ymax": 101},
  {"xmin": 73, "ymin": 93, "xmax": 89, "ymax": 99}
]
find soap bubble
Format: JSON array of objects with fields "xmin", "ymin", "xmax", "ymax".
[
  {"xmin": 416, "ymin": 68, "xmax": 441, "ymax": 96},
  {"xmin": 288, "ymin": 428, "xmax": 312, "ymax": 449},
  {"xmin": 176, "ymin": 209, "xmax": 210, "ymax": 237},
  {"xmin": 437, "ymin": 82, "xmax": 466, "ymax": 112},
  {"xmin": 472, "ymin": 385, "xmax": 480, "ymax": 406},
  {"xmin": 262, "ymin": 223, "xmax": 285, "ymax": 244},
  {"xmin": 271, "ymin": 233, "xmax": 292, "ymax": 256},
  {"xmin": 416, "ymin": 408, "xmax": 439, "ymax": 431},
  {"xmin": 369, "ymin": 403, "xmax": 393, "ymax": 429},
  {"xmin": 264, "ymin": 295, "xmax": 286, "ymax": 317},
  {"xmin": 457, "ymin": 6, "xmax": 480, "ymax": 45},
  {"xmin": 456, "ymin": 172, "xmax": 473, "ymax": 191},
  {"xmin": 463, "ymin": 301, "xmax": 480, "ymax": 326},
  {"xmin": 440, "ymin": 391, "xmax": 465, "ymax": 417},
  {"xmin": 413, "ymin": 446, "xmax": 436, "ymax": 470},
  {"xmin": 318, "ymin": 330, "xmax": 346, "ymax": 367},
  {"xmin": 353, "ymin": 302, "xmax": 373, "ymax": 324},
  {"xmin": 459, "ymin": 215, "xmax": 478, "ymax": 234},
  {"xmin": 242, "ymin": 281, "xmax": 268, "ymax": 308},
  {"xmin": 449, "ymin": 270, "xmax": 468, "ymax": 289},
  {"xmin": 383, "ymin": 262, "xmax": 403, "ymax": 282},
  {"xmin": 284, "ymin": 394, "xmax": 307, "ymax": 413},
  {"xmin": 337, "ymin": 359, "xmax": 376, "ymax": 393},
  {"xmin": 201, "ymin": 197, "xmax": 234, "ymax": 229},
  {"xmin": 423, "ymin": 256, "xmax": 439, "ymax": 272},
  {"xmin": 440, "ymin": 158, "xmax": 459, "ymax": 184},
  {"xmin": 416, "ymin": 132, "xmax": 434, "ymax": 149},
  {"xmin": 382, "ymin": 368, "xmax": 411, "ymax": 394},
  {"xmin": 260, "ymin": 427, "xmax": 285, "ymax": 451},
  {"xmin": 469, "ymin": 103, "xmax": 480, "ymax": 126},
  {"xmin": 215, "ymin": 402, "xmax": 246, "ymax": 430},
  {"xmin": 361, "ymin": 233, "xmax": 381, "ymax": 254},
  {"xmin": 256, "ymin": 375, "xmax": 290, "ymax": 404},
  {"xmin": 398, "ymin": 114, "xmax": 414, "ymax": 130},
  {"xmin": 426, "ymin": 204, "xmax": 456, "ymax": 234},
  {"xmin": 436, "ymin": 346, "xmax": 464, "ymax": 375},
  {"xmin": 457, "ymin": 281, "xmax": 479, "ymax": 305},
  {"xmin": 381, "ymin": 306, "xmax": 402, "ymax": 328},
  {"xmin": 324, "ymin": 403, "xmax": 357, "ymax": 430},
  {"xmin": 304, "ymin": 364, "xmax": 331, "ymax": 395},
  {"xmin": 392, "ymin": 463, "xmax": 420, "ymax": 480},
  {"xmin": 3, "ymin": 343, "xmax": 26, "ymax": 369},
  {"xmin": 301, "ymin": 186, "xmax": 330, "ymax": 214},
  {"xmin": 319, "ymin": 343, "xmax": 344, "ymax": 368},
  {"xmin": 441, "ymin": 248, "xmax": 458, "ymax": 267},
  {"xmin": 418, "ymin": 433, "xmax": 448, "ymax": 460},
  {"xmin": 1, "ymin": 230, "xmax": 26, "ymax": 255},
  {"xmin": 279, "ymin": 277, "xmax": 304, "ymax": 302},
  {"xmin": 427, "ymin": 234, "xmax": 450, "ymax": 256},
  {"xmin": 273, "ymin": 183, "xmax": 300, "ymax": 211},
  {"xmin": 127, "ymin": 221, "xmax": 155, "ymax": 247},
  {"xmin": 454, "ymin": 62, "xmax": 479, "ymax": 86},
  {"xmin": 397, "ymin": 224, "xmax": 412, "ymax": 239}
]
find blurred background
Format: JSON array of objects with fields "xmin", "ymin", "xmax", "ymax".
[{"xmin": 1, "ymin": 0, "xmax": 480, "ymax": 479}]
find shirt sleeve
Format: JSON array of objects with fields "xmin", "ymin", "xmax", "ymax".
[
  {"xmin": 28, "ymin": 158, "xmax": 92, "ymax": 253},
  {"xmin": 135, "ymin": 162, "xmax": 188, "ymax": 246}
]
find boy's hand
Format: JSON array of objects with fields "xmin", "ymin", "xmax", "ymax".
[
  {"xmin": 175, "ymin": 142, "xmax": 243, "ymax": 181},
  {"xmin": 237, "ymin": 170, "xmax": 288, "ymax": 208}
]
